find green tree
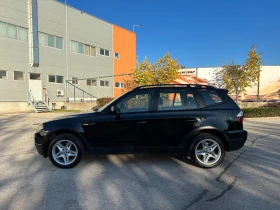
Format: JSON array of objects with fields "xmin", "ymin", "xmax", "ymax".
[
  {"xmin": 133, "ymin": 53, "xmax": 181, "ymax": 86},
  {"xmin": 244, "ymin": 45, "xmax": 263, "ymax": 101},
  {"xmin": 220, "ymin": 62, "xmax": 248, "ymax": 102}
]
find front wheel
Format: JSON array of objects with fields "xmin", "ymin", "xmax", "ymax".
[
  {"xmin": 48, "ymin": 134, "xmax": 84, "ymax": 168},
  {"xmin": 189, "ymin": 134, "xmax": 225, "ymax": 168}
]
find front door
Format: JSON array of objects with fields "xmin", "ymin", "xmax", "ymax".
[
  {"xmin": 29, "ymin": 73, "xmax": 42, "ymax": 100},
  {"xmin": 84, "ymin": 90, "xmax": 154, "ymax": 148}
]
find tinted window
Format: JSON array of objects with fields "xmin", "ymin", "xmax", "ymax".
[
  {"xmin": 158, "ymin": 90, "xmax": 184, "ymax": 111},
  {"xmin": 30, "ymin": 73, "xmax": 41, "ymax": 80},
  {"xmin": 186, "ymin": 93, "xmax": 198, "ymax": 109},
  {"xmin": 200, "ymin": 91, "xmax": 223, "ymax": 106},
  {"xmin": 117, "ymin": 92, "xmax": 151, "ymax": 113},
  {"xmin": 48, "ymin": 34, "xmax": 55, "ymax": 47}
]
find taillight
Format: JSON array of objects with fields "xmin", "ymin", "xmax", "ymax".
[{"xmin": 237, "ymin": 111, "xmax": 243, "ymax": 124}]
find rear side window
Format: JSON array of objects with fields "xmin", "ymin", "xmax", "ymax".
[
  {"xmin": 200, "ymin": 91, "xmax": 223, "ymax": 106},
  {"xmin": 186, "ymin": 93, "xmax": 198, "ymax": 109},
  {"xmin": 158, "ymin": 90, "xmax": 184, "ymax": 111}
]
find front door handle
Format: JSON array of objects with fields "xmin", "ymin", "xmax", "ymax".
[
  {"xmin": 136, "ymin": 121, "xmax": 147, "ymax": 125},
  {"xmin": 185, "ymin": 119, "xmax": 198, "ymax": 124}
]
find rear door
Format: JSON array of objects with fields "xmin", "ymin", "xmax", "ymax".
[{"xmin": 149, "ymin": 88, "xmax": 202, "ymax": 148}]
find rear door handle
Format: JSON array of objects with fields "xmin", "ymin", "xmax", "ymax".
[{"xmin": 136, "ymin": 121, "xmax": 147, "ymax": 125}]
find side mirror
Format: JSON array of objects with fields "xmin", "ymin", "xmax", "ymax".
[{"xmin": 111, "ymin": 106, "xmax": 120, "ymax": 114}]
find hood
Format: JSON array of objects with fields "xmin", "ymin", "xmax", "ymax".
[{"xmin": 46, "ymin": 111, "xmax": 100, "ymax": 122}]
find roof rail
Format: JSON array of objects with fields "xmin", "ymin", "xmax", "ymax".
[{"xmin": 133, "ymin": 84, "xmax": 216, "ymax": 90}]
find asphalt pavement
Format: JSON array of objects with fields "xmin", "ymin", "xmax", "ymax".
[{"xmin": 0, "ymin": 113, "xmax": 279, "ymax": 210}]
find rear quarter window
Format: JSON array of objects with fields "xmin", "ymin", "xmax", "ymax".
[{"xmin": 200, "ymin": 91, "xmax": 224, "ymax": 106}]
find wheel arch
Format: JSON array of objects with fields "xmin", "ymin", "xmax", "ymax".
[
  {"xmin": 183, "ymin": 127, "xmax": 229, "ymax": 152},
  {"xmin": 43, "ymin": 129, "xmax": 88, "ymax": 157}
]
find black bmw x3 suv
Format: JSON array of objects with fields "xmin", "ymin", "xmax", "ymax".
[{"xmin": 35, "ymin": 84, "xmax": 247, "ymax": 168}]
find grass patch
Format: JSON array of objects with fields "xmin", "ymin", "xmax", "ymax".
[{"xmin": 243, "ymin": 107, "xmax": 280, "ymax": 118}]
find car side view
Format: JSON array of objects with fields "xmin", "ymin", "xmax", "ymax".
[{"xmin": 35, "ymin": 84, "xmax": 247, "ymax": 168}]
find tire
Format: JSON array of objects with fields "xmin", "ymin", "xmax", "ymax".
[
  {"xmin": 48, "ymin": 134, "xmax": 84, "ymax": 168},
  {"xmin": 189, "ymin": 133, "xmax": 225, "ymax": 168}
]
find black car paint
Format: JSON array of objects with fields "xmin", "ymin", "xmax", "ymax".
[{"xmin": 35, "ymin": 87, "xmax": 247, "ymax": 157}]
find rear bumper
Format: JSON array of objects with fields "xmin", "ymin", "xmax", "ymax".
[{"xmin": 226, "ymin": 130, "xmax": 248, "ymax": 151}]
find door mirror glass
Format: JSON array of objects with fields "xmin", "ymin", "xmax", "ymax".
[{"xmin": 111, "ymin": 106, "xmax": 120, "ymax": 114}]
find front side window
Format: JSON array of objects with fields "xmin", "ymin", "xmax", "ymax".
[
  {"xmin": 14, "ymin": 71, "xmax": 24, "ymax": 81},
  {"xmin": 200, "ymin": 91, "xmax": 223, "ymax": 106},
  {"xmin": 0, "ymin": 70, "xmax": 7, "ymax": 80},
  {"xmin": 7, "ymin": 24, "xmax": 17, "ymax": 39},
  {"xmin": 158, "ymin": 90, "xmax": 184, "ymax": 111},
  {"xmin": 117, "ymin": 92, "xmax": 152, "ymax": 113}
]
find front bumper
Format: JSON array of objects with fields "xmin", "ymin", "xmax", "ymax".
[
  {"xmin": 226, "ymin": 130, "xmax": 248, "ymax": 151},
  {"xmin": 35, "ymin": 133, "xmax": 45, "ymax": 156}
]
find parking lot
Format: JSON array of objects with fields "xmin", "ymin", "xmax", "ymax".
[{"xmin": 0, "ymin": 113, "xmax": 279, "ymax": 210}]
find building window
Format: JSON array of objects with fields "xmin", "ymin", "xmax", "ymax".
[
  {"xmin": 91, "ymin": 46, "xmax": 96, "ymax": 57},
  {"xmin": 38, "ymin": 32, "xmax": 63, "ymax": 49},
  {"xmin": 78, "ymin": 42, "xmax": 84, "ymax": 54},
  {"xmin": 72, "ymin": 77, "xmax": 78, "ymax": 85},
  {"xmin": 30, "ymin": 73, "xmax": 41, "ymax": 80},
  {"xmin": 55, "ymin": 36, "xmax": 63, "ymax": 49},
  {"xmin": 18, "ymin": 27, "xmax": 28, "ymax": 42},
  {"xmin": 115, "ymin": 82, "xmax": 124, "ymax": 88},
  {"xmin": 0, "ymin": 21, "xmax": 28, "ymax": 42},
  {"xmin": 48, "ymin": 34, "xmax": 55, "ymax": 47},
  {"xmin": 114, "ymin": 52, "xmax": 120, "ymax": 59},
  {"xmin": 0, "ymin": 22, "xmax": 6, "ymax": 37},
  {"xmin": 48, "ymin": 75, "xmax": 63, "ymax": 83},
  {"xmin": 99, "ymin": 48, "xmax": 110, "ymax": 57},
  {"xmin": 71, "ymin": 40, "xmax": 97, "ymax": 57},
  {"xmin": 7, "ymin": 24, "xmax": 17, "ymax": 39},
  {"xmin": 100, "ymin": 80, "xmax": 109, "ymax": 87},
  {"xmin": 57, "ymin": 76, "xmax": 63, "ymax": 83},
  {"xmin": 14, "ymin": 71, "xmax": 24, "ymax": 81},
  {"xmin": 0, "ymin": 70, "xmax": 7, "ymax": 80},
  {"xmin": 87, "ymin": 79, "xmax": 97, "ymax": 86},
  {"xmin": 48, "ymin": 75, "xmax": 56, "ymax": 83}
]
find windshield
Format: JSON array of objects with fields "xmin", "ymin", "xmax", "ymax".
[{"xmin": 97, "ymin": 92, "xmax": 128, "ymax": 112}]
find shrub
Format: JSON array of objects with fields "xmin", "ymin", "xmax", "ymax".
[
  {"xmin": 261, "ymin": 102, "xmax": 280, "ymax": 108},
  {"xmin": 243, "ymin": 107, "xmax": 280, "ymax": 118},
  {"xmin": 97, "ymin": 97, "xmax": 114, "ymax": 107}
]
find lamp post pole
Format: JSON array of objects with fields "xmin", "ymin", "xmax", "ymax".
[{"xmin": 133, "ymin": 24, "xmax": 143, "ymax": 33}]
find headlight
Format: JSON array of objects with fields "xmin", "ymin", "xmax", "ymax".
[
  {"xmin": 37, "ymin": 124, "xmax": 48, "ymax": 136},
  {"xmin": 37, "ymin": 124, "xmax": 43, "ymax": 132}
]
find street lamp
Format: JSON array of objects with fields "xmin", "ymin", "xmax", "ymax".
[{"xmin": 133, "ymin": 24, "xmax": 143, "ymax": 32}]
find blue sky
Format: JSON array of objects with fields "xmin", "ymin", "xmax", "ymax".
[{"xmin": 59, "ymin": 0, "xmax": 280, "ymax": 67}]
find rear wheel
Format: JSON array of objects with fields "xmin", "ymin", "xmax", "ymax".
[
  {"xmin": 48, "ymin": 134, "xmax": 84, "ymax": 168},
  {"xmin": 189, "ymin": 134, "xmax": 225, "ymax": 168}
]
